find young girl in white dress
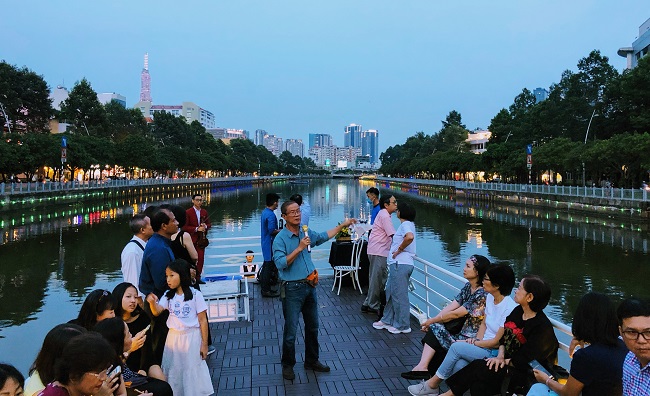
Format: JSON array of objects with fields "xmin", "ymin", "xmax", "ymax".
[{"xmin": 146, "ymin": 259, "xmax": 214, "ymax": 396}]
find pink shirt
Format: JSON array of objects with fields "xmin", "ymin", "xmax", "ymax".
[{"xmin": 367, "ymin": 209, "xmax": 395, "ymax": 257}]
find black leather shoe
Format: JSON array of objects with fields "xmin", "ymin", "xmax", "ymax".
[
  {"xmin": 197, "ymin": 279, "xmax": 206, "ymax": 284},
  {"xmin": 282, "ymin": 365, "xmax": 295, "ymax": 380},
  {"xmin": 304, "ymin": 361, "xmax": 330, "ymax": 372},
  {"xmin": 401, "ymin": 370, "xmax": 430, "ymax": 380},
  {"xmin": 361, "ymin": 305, "xmax": 378, "ymax": 314}
]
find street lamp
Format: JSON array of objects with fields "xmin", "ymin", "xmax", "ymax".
[
  {"xmin": 582, "ymin": 107, "xmax": 598, "ymax": 186},
  {"xmin": 76, "ymin": 109, "xmax": 90, "ymax": 136}
]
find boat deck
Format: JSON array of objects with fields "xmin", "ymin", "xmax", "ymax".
[{"xmin": 206, "ymin": 277, "xmax": 429, "ymax": 396}]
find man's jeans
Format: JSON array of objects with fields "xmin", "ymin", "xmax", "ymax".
[{"xmin": 281, "ymin": 281, "xmax": 319, "ymax": 367}]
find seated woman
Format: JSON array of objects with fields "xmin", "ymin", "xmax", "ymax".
[
  {"xmin": 94, "ymin": 317, "xmax": 172, "ymax": 396},
  {"xmin": 528, "ymin": 292, "xmax": 628, "ymax": 396},
  {"xmin": 0, "ymin": 363, "xmax": 25, "ymax": 396},
  {"xmin": 70, "ymin": 289, "xmax": 115, "ymax": 330},
  {"xmin": 406, "ymin": 264, "xmax": 517, "ymax": 391},
  {"xmin": 112, "ymin": 282, "xmax": 165, "ymax": 381},
  {"xmin": 402, "ymin": 254, "xmax": 491, "ymax": 380},
  {"xmin": 24, "ymin": 323, "xmax": 86, "ymax": 396},
  {"xmin": 37, "ymin": 332, "xmax": 125, "ymax": 396},
  {"xmin": 410, "ymin": 275, "xmax": 558, "ymax": 396}
]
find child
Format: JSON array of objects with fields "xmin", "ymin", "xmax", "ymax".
[
  {"xmin": 146, "ymin": 259, "xmax": 214, "ymax": 396},
  {"xmin": 0, "ymin": 363, "xmax": 24, "ymax": 396}
]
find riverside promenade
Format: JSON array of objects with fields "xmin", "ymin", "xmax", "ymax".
[{"xmin": 205, "ymin": 277, "xmax": 426, "ymax": 396}]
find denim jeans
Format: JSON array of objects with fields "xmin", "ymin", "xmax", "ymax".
[
  {"xmin": 281, "ymin": 281, "xmax": 319, "ymax": 367},
  {"xmin": 381, "ymin": 263, "xmax": 414, "ymax": 330},
  {"xmin": 435, "ymin": 341, "xmax": 498, "ymax": 379}
]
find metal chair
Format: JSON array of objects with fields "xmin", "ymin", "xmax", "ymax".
[{"xmin": 332, "ymin": 234, "xmax": 366, "ymax": 295}]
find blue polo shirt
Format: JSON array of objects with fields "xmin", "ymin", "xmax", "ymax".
[
  {"xmin": 261, "ymin": 207, "xmax": 278, "ymax": 261},
  {"xmin": 272, "ymin": 227, "xmax": 328, "ymax": 281},
  {"xmin": 139, "ymin": 233, "xmax": 175, "ymax": 297},
  {"xmin": 370, "ymin": 203, "xmax": 381, "ymax": 224}
]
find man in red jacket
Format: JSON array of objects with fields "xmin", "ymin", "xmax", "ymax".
[{"xmin": 183, "ymin": 193, "xmax": 212, "ymax": 282}]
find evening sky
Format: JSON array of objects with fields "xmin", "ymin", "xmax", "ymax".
[{"xmin": 2, "ymin": 0, "xmax": 647, "ymax": 153}]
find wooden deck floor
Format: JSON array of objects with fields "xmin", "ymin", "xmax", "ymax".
[{"xmin": 205, "ymin": 277, "xmax": 428, "ymax": 396}]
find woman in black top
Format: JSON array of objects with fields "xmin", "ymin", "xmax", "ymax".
[
  {"xmin": 439, "ymin": 275, "xmax": 558, "ymax": 396},
  {"xmin": 168, "ymin": 205, "xmax": 198, "ymax": 265}
]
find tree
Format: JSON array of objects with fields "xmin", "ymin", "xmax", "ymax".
[
  {"xmin": 104, "ymin": 102, "xmax": 148, "ymax": 142},
  {"xmin": 0, "ymin": 61, "xmax": 53, "ymax": 133},
  {"xmin": 59, "ymin": 78, "xmax": 107, "ymax": 136}
]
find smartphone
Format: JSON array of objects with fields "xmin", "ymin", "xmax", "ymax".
[
  {"xmin": 529, "ymin": 360, "xmax": 553, "ymax": 378},
  {"xmin": 107, "ymin": 365, "xmax": 122, "ymax": 378}
]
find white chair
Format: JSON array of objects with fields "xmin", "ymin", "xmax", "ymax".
[{"xmin": 332, "ymin": 234, "xmax": 365, "ymax": 295}]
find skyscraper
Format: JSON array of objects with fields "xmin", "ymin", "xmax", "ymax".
[
  {"xmin": 344, "ymin": 124, "xmax": 362, "ymax": 147},
  {"xmin": 533, "ymin": 88, "xmax": 548, "ymax": 103},
  {"xmin": 255, "ymin": 129, "xmax": 267, "ymax": 146},
  {"xmin": 309, "ymin": 133, "xmax": 333, "ymax": 148},
  {"xmin": 361, "ymin": 129, "xmax": 379, "ymax": 164},
  {"xmin": 140, "ymin": 53, "xmax": 152, "ymax": 102},
  {"xmin": 285, "ymin": 139, "xmax": 304, "ymax": 157}
]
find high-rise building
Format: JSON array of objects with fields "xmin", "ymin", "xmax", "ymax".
[
  {"xmin": 360, "ymin": 129, "xmax": 379, "ymax": 164},
  {"xmin": 263, "ymin": 134, "xmax": 284, "ymax": 156},
  {"xmin": 309, "ymin": 133, "xmax": 333, "ymax": 148},
  {"xmin": 618, "ymin": 17, "xmax": 650, "ymax": 69},
  {"xmin": 134, "ymin": 101, "xmax": 216, "ymax": 129},
  {"xmin": 255, "ymin": 129, "xmax": 267, "ymax": 145},
  {"xmin": 344, "ymin": 124, "xmax": 362, "ymax": 147},
  {"xmin": 140, "ymin": 53, "xmax": 152, "ymax": 102},
  {"xmin": 533, "ymin": 88, "xmax": 548, "ymax": 103},
  {"xmin": 97, "ymin": 93, "xmax": 127, "ymax": 107},
  {"xmin": 285, "ymin": 139, "xmax": 304, "ymax": 157}
]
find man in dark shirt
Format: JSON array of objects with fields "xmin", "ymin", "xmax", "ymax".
[{"xmin": 139, "ymin": 208, "xmax": 178, "ymax": 366}]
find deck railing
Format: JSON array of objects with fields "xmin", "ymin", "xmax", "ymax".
[
  {"xmin": 204, "ymin": 235, "xmax": 573, "ymax": 364},
  {"xmin": 381, "ymin": 177, "xmax": 650, "ymax": 203}
]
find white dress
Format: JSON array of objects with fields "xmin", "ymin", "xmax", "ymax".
[{"xmin": 160, "ymin": 289, "xmax": 214, "ymax": 396}]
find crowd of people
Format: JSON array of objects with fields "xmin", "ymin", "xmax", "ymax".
[{"xmin": 2, "ymin": 188, "xmax": 648, "ymax": 396}]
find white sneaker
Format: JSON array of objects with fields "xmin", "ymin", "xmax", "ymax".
[
  {"xmin": 387, "ymin": 326, "xmax": 412, "ymax": 334},
  {"xmin": 408, "ymin": 380, "xmax": 439, "ymax": 396},
  {"xmin": 372, "ymin": 320, "xmax": 389, "ymax": 329}
]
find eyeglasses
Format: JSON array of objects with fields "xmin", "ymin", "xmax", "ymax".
[
  {"xmin": 621, "ymin": 329, "xmax": 650, "ymax": 341},
  {"xmin": 193, "ymin": 198, "xmax": 203, "ymax": 201},
  {"xmin": 87, "ymin": 367, "xmax": 111, "ymax": 380},
  {"xmin": 285, "ymin": 209, "xmax": 301, "ymax": 216}
]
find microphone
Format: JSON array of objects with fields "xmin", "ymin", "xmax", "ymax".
[{"xmin": 302, "ymin": 225, "xmax": 311, "ymax": 253}]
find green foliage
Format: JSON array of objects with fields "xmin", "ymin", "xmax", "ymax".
[
  {"xmin": 0, "ymin": 61, "xmax": 54, "ymax": 132},
  {"xmin": 60, "ymin": 78, "xmax": 107, "ymax": 136}
]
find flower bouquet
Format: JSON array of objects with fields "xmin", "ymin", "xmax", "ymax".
[{"xmin": 335, "ymin": 223, "xmax": 352, "ymax": 242}]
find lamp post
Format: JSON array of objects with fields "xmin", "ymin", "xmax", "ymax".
[
  {"xmin": 582, "ymin": 107, "xmax": 597, "ymax": 186},
  {"xmin": 76, "ymin": 109, "xmax": 90, "ymax": 136}
]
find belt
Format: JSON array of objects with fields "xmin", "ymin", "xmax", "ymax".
[{"xmin": 283, "ymin": 279, "xmax": 308, "ymax": 284}]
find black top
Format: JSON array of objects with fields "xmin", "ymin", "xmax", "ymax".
[
  {"xmin": 570, "ymin": 339, "xmax": 627, "ymax": 396},
  {"xmin": 170, "ymin": 230, "xmax": 193, "ymax": 264},
  {"xmin": 125, "ymin": 312, "xmax": 153, "ymax": 372},
  {"xmin": 500, "ymin": 305, "xmax": 558, "ymax": 374}
]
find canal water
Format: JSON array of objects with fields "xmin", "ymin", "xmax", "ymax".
[{"xmin": 0, "ymin": 179, "xmax": 648, "ymax": 374}]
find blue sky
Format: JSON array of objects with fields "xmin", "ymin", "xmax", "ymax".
[{"xmin": 3, "ymin": 1, "xmax": 647, "ymax": 154}]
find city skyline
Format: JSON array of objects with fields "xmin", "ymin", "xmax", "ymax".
[{"xmin": 3, "ymin": 1, "xmax": 647, "ymax": 154}]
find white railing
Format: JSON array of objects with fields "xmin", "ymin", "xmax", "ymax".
[
  {"xmin": 0, "ymin": 176, "xmax": 288, "ymax": 196},
  {"xmin": 381, "ymin": 177, "xmax": 650, "ymax": 203}
]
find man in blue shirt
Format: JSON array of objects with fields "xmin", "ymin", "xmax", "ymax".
[
  {"xmin": 259, "ymin": 193, "xmax": 281, "ymax": 297},
  {"xmin": 273, "ymin": 200, "xmax": 356, "ymax": 380},
  {"xmin": 139, "ymin": 207, "xmax": 177, "ymax": 369},
  {"xmin": 366, "ymin": 187, "xmax": 380, "ymax": 224}
]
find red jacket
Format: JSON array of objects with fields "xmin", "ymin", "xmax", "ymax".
[{"xmin": 182, "ymin": 207, "xmax": 211, "ymax": 245}]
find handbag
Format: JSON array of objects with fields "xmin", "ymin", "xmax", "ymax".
[{"xmin": 443, "ymin": 314, "xmax": 468, "ymax": 335}]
